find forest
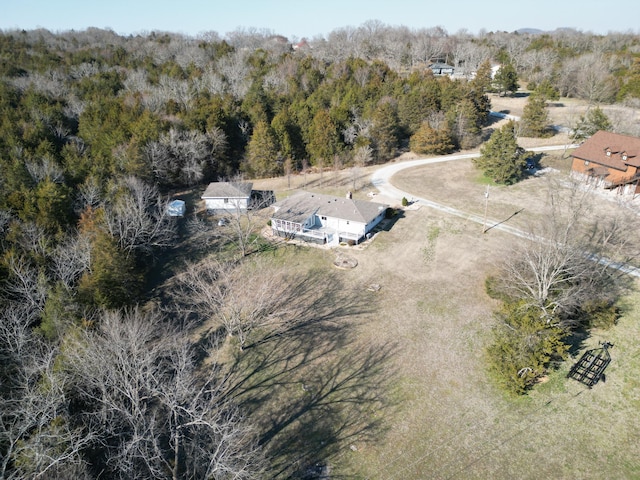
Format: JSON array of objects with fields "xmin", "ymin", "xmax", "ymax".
[{"xmin": 1, "ymin": 23, "xmax": 640, "ymax": 478}]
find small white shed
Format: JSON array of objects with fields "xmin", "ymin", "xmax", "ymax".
[
  {"xmin": 201, "ymin": 182, "xmax": 253, "ymax": 214},
  {"xmin": 167, "ymin": 199, "xmax": 186, "ymax": 217}
]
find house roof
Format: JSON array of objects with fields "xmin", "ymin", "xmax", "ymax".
[
  {"xmin": 572, "ymin": 131, "xmax": 640, "ymax": 171},
  {"xmin": 272, "ymin": 191, "xmax": 388, "ymax": 225},
  {"xmin": 429, "ymin": 62, "xmax": 454, "ymax": 69},
  {"xmin": 201, "ymin": 182, "xmax": 253, "ymax": 199}
]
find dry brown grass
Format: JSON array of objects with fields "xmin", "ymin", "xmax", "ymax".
[
  {"xmin": 251, "ymin": 188, "xmax": 639, "ymax": 478},
  {"xmin": 224, "ymin": 95, "xmax": 640, "ymax": 479},
  {"xmin": 303, "ymin": 191, "xmax": 640, "ymax": 479},
  {"xmin": 324, "ymin": 200, "xmax": 640, "ymax": 479},
  {"xmin": 489, "ymin": 91, "xmax": 640, "ymax": 141}
]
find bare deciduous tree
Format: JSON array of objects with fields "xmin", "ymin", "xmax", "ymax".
[
  {"xmin": 8, "ymin": 221, "xmax": 51, "ymax": 260},
  {"xmin": 1, "ymin": 253, "xmax": 48, "ymax": 319},
  {"xmin": 75, "ymin": 175, "xmax": 103, "ymax": 213},
  {"xmin": 351, "ymin": 145, "xmax": 373, "ymax": 191},
  {"xmin": 63, "ymin": 307, "xmax": 265, "ymax": 479},
  {"xmin": 103, "ymin": 176, "xmax": 177, "ymax": 257},
  {"xmin": 51, "ymin": 232, "xmax": 92, "ymax": 290},
  {"xmin": 194, "ymin": 66, "xmax": 226, "ymax": 96},
  {"xmin": 25, "ymin": 158, "xmax": 66, "ymax": 185},
  {"xmin": 491, "ymin": 179, "xmax": 638, "ymax": 326},
  {"xmin": 342, "ymin": 108, "xmax": 372, "ymax": 146},
  {"xmin": 573, "ymin": 53, "xmax": 617, "ymax": 104},
  {"xmin": 0, "ymin": 310, "xmax": 93, "ymax": 479},
  {"xmin": 214, "ymin": 199, "xmax": 270, "ymax": 258},
  {"xmin": 146, "ymin": 127, "xmax": 226, "ymax": 187},
  {"xmin": 216, "ymin": 50, "xmax": 252, "ymax": 99},
  {"xmin": 411, "ymin": 29, "xmax": 446, "ymax": 66},
  {"xmin": 0, "ymin": 209, "xmax": 11, "ymax": 240},
  {"xmin": 172, "ymin": 257, "xmax": 293, "ymax": 350}
]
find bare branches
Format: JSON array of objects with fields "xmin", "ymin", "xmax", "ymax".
[
  {"xmin": 103, "ymin": 176, "xmax": 177, "ymax": 257},
  {"xmin": 51, "ymin": 233, "xmax": 91, "ymax": 290},
  {"xmin": 145, "ymin": 127, "xmax": 227, "ymax": 187},
  {"xmin": 62, "ymin": 307, "xmax": 266, "ymax": 479},
  {"xmin": 1, "ymin": 252, "xmax": 48, "ymax": 318},
  {"xmin": 0, "ymin": 319, "xmax": 92, "ymax": 479},
  {"xmin": 172, "ymin": 257, "xmax": 294, "ymax": 350},
  {"xmin": 491, "ymin": 178, "xmax": 638, "ymax": 326}
]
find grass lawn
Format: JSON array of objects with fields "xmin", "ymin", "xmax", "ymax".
[{"xmin": 230, "ymin": 152, "xmax": 640, "ymax": 479}]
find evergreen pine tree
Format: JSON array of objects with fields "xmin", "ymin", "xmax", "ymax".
[
  {"xmin": 521, "ymin": 95, "xmax": 551, "ymax": 137},
  {"xmin": 245, "ymin": 120, "xmax": 280, "ymax": 178},
  {"xmin": 307, "ymin": 109, "xmax": 340, "ymax": 171},
  {"xmin": 410, "ymin": 121, "xmax": 454, "ymax": 155},
  {"xmin": 494, "ymin": 61, "xmax": 519, "ymax": 96},
  {"xmin": 474, "ymin": 121, "xmax": 528, "ymax": 184},
  {"xmin": 571, "ymin": 107, "xmax": 613, "ymax": 141},
  {"xmin": 471, "ymin": 59, "xmax": 493, "ymax": 94},
  {"xmin": 370, "ymin": 100, "xmax": 400, "ymax": 162}
]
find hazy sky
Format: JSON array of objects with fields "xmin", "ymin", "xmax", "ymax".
[{"xmin": 2, "ymin": 0, "xmax": 639, "ymax": 38}]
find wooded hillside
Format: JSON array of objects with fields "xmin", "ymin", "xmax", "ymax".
[{"xmin": 2, "ymin": 24, "xmax": 640, "ymax": 478}]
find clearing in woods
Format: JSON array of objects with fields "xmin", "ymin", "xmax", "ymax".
[{"xmin": 244, "ymin": 95, "xmax": 640, "ymax": 479}]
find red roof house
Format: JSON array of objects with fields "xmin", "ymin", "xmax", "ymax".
[{"xmin": 571, "ymin": 131, "xmax": 640, "ymax": 195}]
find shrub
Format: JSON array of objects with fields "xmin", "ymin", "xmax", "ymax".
[
  {"xmin": 580, "ymin": 299, "xmax": 619, "ymax": 329},
  {"xmin": 484, "ymin": 275, "xmax": 515, "ymax": 303},
  {"xmin": 486, "ymin": 301, "xmax": 568, "ymax": 395},
  {"xmin": 401, "ymin": 197, "xmax": 409, "ymax": 207}
]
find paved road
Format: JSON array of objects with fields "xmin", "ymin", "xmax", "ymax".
[{"xmin": 371, "ymin": 144, "xmax": 640, "ymax": 277}]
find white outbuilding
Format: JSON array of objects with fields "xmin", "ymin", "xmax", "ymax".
[{"xmin": 201, "ymin": 182, "xmax": 253, "ymax": 214}]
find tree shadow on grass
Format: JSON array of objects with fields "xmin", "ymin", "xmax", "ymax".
[
  {"xmin": 261, "ymin": 343, "xmax": 397, "ymax": 478},
  {"xmin": 564, "ymin": 326, "xmax": 590, "ymax": 358},
  {"xmin": 222, "ymin": 271, "xmax": 398, "ymax": 478}
]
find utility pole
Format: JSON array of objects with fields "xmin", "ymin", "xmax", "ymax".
[{"xmin": 482, "ymin": 186, "xmax": 489, "ymax": 233}]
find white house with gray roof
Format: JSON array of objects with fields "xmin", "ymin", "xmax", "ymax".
[
  {"xmin": 201, "ymin": 182, "xmax": 253, "ymax": 214},
  {"xmin": 270, "ymin": 191, "xmax": 388, "ymax": 245}
]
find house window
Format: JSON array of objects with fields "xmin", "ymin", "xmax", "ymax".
[
  {"xmin": 223, "ymin": 198, "xmax": 229, "ymax": 203},
  {"xmin": 584, "ymin": 160, "xmax": 590, "ymax": 166}
]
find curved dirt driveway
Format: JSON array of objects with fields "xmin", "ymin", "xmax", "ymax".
[
  {"xmin": 371, "ymin": 144, "xmax": 640, "ymax": 277},
  {"xmin": 371, "ymin": 146, "xmax": 574, "ymax": 236}
]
